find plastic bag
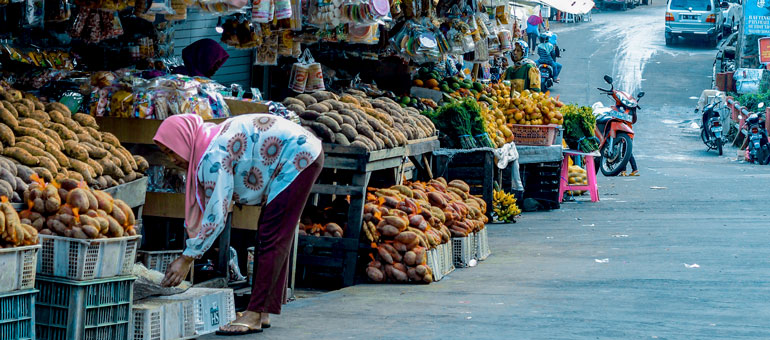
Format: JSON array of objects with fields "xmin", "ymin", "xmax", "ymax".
[
  {"xmin": 147, "ymin": 0, "xmax": 175, "ymax": 14},
  {"xmin": 305, "ymin": 59, "xmax": 325, "ymax": 92},
  {"xmin": 25, "ymin": 0, "xmax": 45, "ymax": 27},
  {"xmin": 254, "ymin": 31, "xmax": 278, "ymax": 65},
  {"xmin": 288, "ymin": 49, "xmax": 313, "ymax": 93}
]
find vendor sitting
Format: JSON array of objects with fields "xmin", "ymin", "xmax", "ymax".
[
  {"xmin": 155, "ymin": 113, "xmax": 323, "ymax": 336},
  {"xmin": 503, "ymin": 40, "xmax": 541, "ymax": 94},
  {"xmin": 172, "ymin": 38, "xmax": 230, "ymax": 78}
]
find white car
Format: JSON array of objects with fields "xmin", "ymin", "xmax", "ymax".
[{"xmin": 721, "ymin": 0, "xmax": 741, "ymax": 33}]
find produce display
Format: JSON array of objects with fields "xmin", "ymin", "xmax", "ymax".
[
  {"xmin": 489, "ymin": 88, "xmax": 564, "ymax": 126},
  {"xmin": 299, "ymin": 198, "xmax": 348, "ymax": 238},
  {"xmin": 491, "ymin": 189, "xmax": 520, "ymax": 223},
  {"xmin": 25, "ymin": 176, "xmax": 139, "ymax": 239},
  {"xmin": 561, "ymin": 104, "xmax": 598, "ymax": 152},
  {"xmin": 283, "ymin": 90, "xmax": 436, "ymax": 151},
  {"xmin": 363, "ymin": 178, "xmax": 487, "ymax": 284},
  {"xmin": 425, "ymin": 98, "xmax": 495, "ymax": 149},
  {"xmin": 567, "ymin": 165, "xmax": 588, "ymax": 196},
  {"xmin": 0, "ymin": 84, "xmax": 148, "ymax": 194},
  {"xmin": 0, "ymin": 197, "xmax": 38, "ymax": 248}
]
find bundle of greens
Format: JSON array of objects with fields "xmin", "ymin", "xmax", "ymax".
[
  {"xmin": 425, "ymin": 98, "xmax": 493, "ymax": 149},
  {"xmin": 562, "ymin": 104, "xmax": 598, "ymax": 152}
]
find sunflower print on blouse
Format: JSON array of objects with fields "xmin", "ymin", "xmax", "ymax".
[
  {"xmin": 186, "ymin": 113, "xmax": 322, "ymax": 259},
  {"xmin": 260, "ymin": 136, "xmax": 283, "ymax": 165}
]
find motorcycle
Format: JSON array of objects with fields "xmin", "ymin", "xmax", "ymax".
[
  {"xmin": 743, "ymin": 102, "xmax": 770, "ymax": 164},
  {"xmin": 696, "ymin": 100, "xmax": 724, "ymax": 155},
  {"xmin": 539, "ymin": 48, "xmax": 565, "ymax": 93},
  {"xmin": 592, "ymin": 75, "xmax": 645, "ymax": 176}
]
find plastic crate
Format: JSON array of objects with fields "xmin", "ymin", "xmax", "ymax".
[
  {"xmin": 0, "ymin": 245, "xmax": 40, "ymax": 293},
  {"xmin": 509, "ymin": 124, "xmax": 560, "ymax": 146},
  {"xmin": 452, "ymin": 236, "xmax": 473, "ymax": 268},
  {"xmin": 469, "ymin": 232, "xmax": 478, "ymax": 260},
  {"xmin": 154, "ymin": 288, "xmax": 235, "ymax": 336},
  {"xmin": 0, "ymin": 289, "xmax": 36, "ymax": 340},
  {"xmin": 474, "ymin": 228, "xmax": 491, "ymax": 261},
  {"xmin": 38, "ymin": 234, "xmax": 141, "ymax": 280},
  {"xmin": 440, "ymin": 243, "xmax": 455, "ymax": 276},
  {"xmin": 35, "ymin": 275, "xmax": 134, "ymax": 340},
  {"xmin": 426, "ymin": 248, "xmax": 442, "ymax": 282},
  {"xmin": 137, "ymin": 250, "xmax": 183, "ymax": 273},
  {"xmin": 131, "ymin": 298, "xmax": 195, "ymax": 340}
]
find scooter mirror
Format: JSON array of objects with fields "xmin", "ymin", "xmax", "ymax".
[
  {"xmin": 694, "ymin": 108, "xmax": 699, "ymax": 113},
  {"xmin": 637, "ymin": 92, "xmax": 645, "ymax": 98},
  {"xmin": 604, "ymin": 75, "xmax": 613, "ymax": 84}
]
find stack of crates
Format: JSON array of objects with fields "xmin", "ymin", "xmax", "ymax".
[
  {"xmin": 522, "ymin": 162, "xmax": 562, "ymax": 210},
  {"xmin": 0, "ymin": 244, "xmax": 40, "ymax": 340},
  {"xmin": 35, "ymin": 234, "xmax": 140, "ymax": 340}
]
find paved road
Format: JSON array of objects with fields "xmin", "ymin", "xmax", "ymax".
[{"xmin": 203, "ymin": 4, "xmax": 770, "ymax": 339}]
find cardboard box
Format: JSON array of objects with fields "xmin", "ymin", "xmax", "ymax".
[{"xmin": 143, "ymin": 192, "xmax": 261, "ymax": 230}]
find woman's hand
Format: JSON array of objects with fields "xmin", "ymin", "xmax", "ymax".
[{"xmin": 161, "ymin": 255, "xmax": 194, "ymax": 287}]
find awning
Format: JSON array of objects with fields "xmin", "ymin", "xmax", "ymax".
[{"xmin": 538, "ymin": 0, "xmax": 595, "ymax": 14}]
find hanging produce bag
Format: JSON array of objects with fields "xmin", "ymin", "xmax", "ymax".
[
  {"xmin": 288, "ymin": 49, "xmax": 312, "ymax": 93},
  {"xmin": 304, "ymin": 50, "xmax": 325, "ymax": 92}
]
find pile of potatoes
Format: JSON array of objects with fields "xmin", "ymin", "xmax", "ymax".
[
  {"xmin": 298, "ymin": 222, "xmax": 344, "ymax": 238},
  {"xmin": 283, "ymin": 90, "xmax": 436, "ymax": 151},
  {"xmin": 0, "ymin": 196, "xmax": 39, "ymax": 248},
  {"xmin": 362, "ymin": 178, "xmax": 487, "ymax": 284},
  {"xmin": 23, "ymin": 177, "xmax": 138, "ymax": 239},
  {"xmin": 0, "ymin": 85, "xmax": 148, "ymax": 191}
]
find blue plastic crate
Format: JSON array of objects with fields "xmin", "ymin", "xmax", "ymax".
[
  {"xmin": 0, "ymin": 289, "xmax": 36, "ymax": 340},
  {"xmin": 35, "ymin": 275, "xmax": 134, "ymax": 340}
]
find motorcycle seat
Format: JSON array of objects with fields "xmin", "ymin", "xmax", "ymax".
[{"xmin": 596, "ymin": 115, "xmax": 613, "ymax": 124}]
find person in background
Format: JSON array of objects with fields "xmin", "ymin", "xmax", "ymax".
[
  {"xmin": 503, "ymin": 40, "xmax": 541, "ymax": 93},
  {"xmin": 526, "ymin": 14, "xmax": 545, "ymax": 53},
  {"xmin": 536, "ymin": 32, "xmax": 562, "ymax": 83},
  {"xmin": 155, "ymin": 113, "xmax": 324, "ymax": 336},
  {"xmin": 172, "ymin": 38, "xmax": 230, "ymax": 78}
]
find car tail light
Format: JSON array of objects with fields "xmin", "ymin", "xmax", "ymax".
[
  {"xmin": 665, "ymin": 12, "xmax": 675, "ymax": 21},
  {"xmin": 706, "ymin": 14, "xmax": 716, "ymax": 23},
  {"xmin": 713, "ymin": 121, "xmax": 720, "ymax": 127},
  {"xmin": 752, "ymin": 127, "xmax": 759, "ymax": 134}
]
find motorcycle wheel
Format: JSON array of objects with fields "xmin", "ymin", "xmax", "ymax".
[
  {"xmin": 700, "ymin": 129, "xmax": 709, "ymax": 146},
  {"xmin": 594, "ymin": 156, "xmax": 601, "ymax": 175},
  {"xmin": 717, "ymin": 139, "xmax": 723, "ymax": 156},
  {"xmin": 759, "ymin": 144, "xmax": 770, "ymax": 165},
  {"xmin": 600, "ymin": 132, "xmax": 633, "ymax": 176}
]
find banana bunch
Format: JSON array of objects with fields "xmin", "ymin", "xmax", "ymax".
[{"xmin": 492, "ymin": 189, "xmax": 521, "ymax": 223}]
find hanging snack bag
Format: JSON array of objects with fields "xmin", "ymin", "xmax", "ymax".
[
  {"xmin": 305, "ymin": 56, "xmax": 325, "ymax": 92},
  {"xmin": 288, "ymin": 49, "xmax": 313, "ymax": 93}
]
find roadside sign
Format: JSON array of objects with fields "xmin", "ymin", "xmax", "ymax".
[
  {"xmin": 744, "ymin": 0, "xmax": 770, "ymax": 35},
  {"xmin": 760, "ymin": 37, "xmax": 770, "ymax": 63}
]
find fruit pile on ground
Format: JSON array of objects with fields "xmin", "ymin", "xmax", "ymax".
[{"xmin": 492, "ymin": 189, "xmax": 520, "ymax": 223}]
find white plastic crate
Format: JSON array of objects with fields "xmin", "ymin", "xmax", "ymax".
[
  {"xmin": 474, "ymin": 228, "xmax": 491, "ymax": 261},
  {"xmin": 469, "ymin": 233, "xmax": 478, "ymax": 260},
  {"xmin": 137, "ymin": 250, "xmax": 183, "ymax": 273},
  {"xmin": 131, "ymin": 298, "xmax": 195, "ymax": 340},
  {"xmin": 0, "ymin": 245, "xmax": 40, "ymax": 293},
  {"xmin": 426, "ymin": 248, "xmax": 442, "ymax": 282},
  {"xmin": 38, "ymin": 234, "xmax": 141, "ymax": 280},
  {"xmin": 451, "ymin": 236, "xmax": 473, "ymax": 268},
  {"xmin": 440, "ymin": 243, "xmax": 454, "ymax": 276},
  {"xmin": 154, "ymin": 288, "xmax": 235, "ymax": 336}
]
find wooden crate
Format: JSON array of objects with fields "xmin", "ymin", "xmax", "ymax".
[{"xmin": 297, "ymin": 144, "xmax": 406, "ymax": 287}]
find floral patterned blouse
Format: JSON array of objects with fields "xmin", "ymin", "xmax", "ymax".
[{"xmin": 183, "ymin": 114, "xmax": 322, "ymax": 258}]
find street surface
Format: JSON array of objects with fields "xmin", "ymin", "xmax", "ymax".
[{"xmin": 204, "ymin": 4, "xmax": 770, "ymax": 339}]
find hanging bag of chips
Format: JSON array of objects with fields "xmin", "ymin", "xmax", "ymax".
[
  {"xmin": 304, "ymin": 50, "xmax": 325, "ymax": 92},
  {"xmin": 288, "ymin": 48, "xmax": 312, "ymax": 93}
]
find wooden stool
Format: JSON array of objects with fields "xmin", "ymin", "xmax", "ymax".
[{"xmin": 558, "ymin": 150, "xmax": 600, "ymax": 202}]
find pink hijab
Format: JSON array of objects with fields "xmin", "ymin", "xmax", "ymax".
[{"xmin": 153, "ymin": 114, "xmax": 223, "ymax": 238}]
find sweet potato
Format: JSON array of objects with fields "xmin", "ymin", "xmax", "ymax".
[
  {"xmin": 0, "ymin": 123, "xmax": 14, "ymax": 147},
  {"xmin": 366, "ymin": 266, "xmax": 385, "ymax": 282},
  {"xmin": 377, "ymin": 245, "xmax": 393, "ymax": 264},
  {"xmin": 3, "ymin": 147, "xmax": 38, "ymax": 166},
  {"xmin": 45, "ymin": 102, "xmax": 71, "ymax": 116},
  {"xmin": 92, "ymin": 190, "xmax": 113, "ymax": 213},
  {"xmin": 85, "ymin": 127, "xmax": 102, "ymax": 142},
  {"xmin": 377, "ymin": 224, "xmax": 399, "ymax": 237},
  {"xmin": 133, "ymin": 156, "xmax": 149, "ymax": 173},
  {"xmin": 111, "ymin": 204, "xmax": 127, "ymax": 226},
  {"xmin": 66, "ymin": 188, "xmax": 90, "ymax": 211},
  {"xmin": 404, "ymin": 251, "xmax": 417, "ymax": 266},
  {"xmin": 63, "ymin": 140, "xmax": 88, "ymax": 161},
  {"xmin": 114, "ymin": 199, "xmax": 134, "ymax": 226},
  {"xmin": 101, "ymin": 132, "xmax": 121, "ymax": 147},
  {"xmin": 395, "ymin": 231, "xmax": 418, "ymax": 245},
  {"xmin": 50, "ymin": 123, "xmax": 78, "ymax": 142},
  {"xmin": 70, "ymin": 226, "xmax": 88, "ymax": 239},
  {"xmin": 72, "ymin": 113, "xmax": 98, "ymax": 128},
  {"xmin": 382, "ymin": 216, "xmax": 407, "ymax": 231},
  {"xmin": 32, "ymin": 167, "xmax": 53, "ymax": 183},
  {"xmin": 43, "ymin": 183, "xmax": 61, "ymax": 214},
  {"xmin": 0, "ymin": 101, "xmax": 17, "ymax": 117},
  {"xmin": 46, "ymin": 219, "xmax": 67, "ymax": 235},
  {"xmin": 0, "ymin": 108, "xmax": 17, "ymax": 129}
]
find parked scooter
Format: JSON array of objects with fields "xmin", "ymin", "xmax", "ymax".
[
  {"xmin": 696, "ymin": 100, "xmax": 725, "ymax": 155},
  {"xmin": 743, "ymin": 102, "xmax": 770, "ymax": 164},
  {"xmin": 592, "ymin": 75, "xmax": 645, "ymax": 176}
]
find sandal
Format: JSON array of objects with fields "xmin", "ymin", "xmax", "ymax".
[
  {"xmin": 237, "ymin": 311, "xmax": 271, "ymax": 329},
  {"xmin": 215, "ymin": 322, "xmax": 263, "ymax": 336},
  {"xmin": 619, "ymin": 171, "xmax": 627, "ymax": 177},
  {"xmin": 628, "ymin": 170, "xmax": 639, "ymax": 176}
]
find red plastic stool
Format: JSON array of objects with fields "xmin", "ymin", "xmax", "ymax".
[{"xmin": 558, "ymin": 150, "xmax": 600, "ymax": 202}]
